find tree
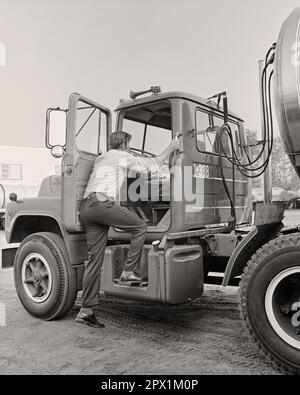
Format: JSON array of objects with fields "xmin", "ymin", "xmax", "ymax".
[
  {"xmin": 245, "ymin": 129, "xmax": 262, "ymax": 188},
  {"xmin": 244, "ymin": 129, "xmax": 300, "ymax": 192},
  {"xmin": 271, "ymin": 136, "xmax": 300, "ymax": 191}
]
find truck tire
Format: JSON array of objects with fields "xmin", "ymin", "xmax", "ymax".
[
  {"xmin": 14, "ymin": 232, "xmax": 77, "ymax": 320},
  {"xmin": 240, "ymin": 234, "xmax": 300, "ymax": 374}
]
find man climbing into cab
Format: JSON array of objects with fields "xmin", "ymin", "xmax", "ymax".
[{"xmin": 76, "ymin": 130, "xmax": 180, "ymax": 328}]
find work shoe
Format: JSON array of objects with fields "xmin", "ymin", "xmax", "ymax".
[
  {"xmin": 119, "ymin": 271, "xmax": 142, "ymax": 283},
  {"xmin": 75, "ymin": 312, "xmax": 105, "ymax": 328}
]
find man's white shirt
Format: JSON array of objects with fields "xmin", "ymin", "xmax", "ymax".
[{"xmin": 84, "ymin": 149, "xmax": 159, "ymax": 201}]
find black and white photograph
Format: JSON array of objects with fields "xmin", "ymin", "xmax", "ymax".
[{"xmin": 0, "ymin": 0, "xmax": 300, "ymax": 380}]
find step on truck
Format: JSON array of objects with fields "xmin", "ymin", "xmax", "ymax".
[{"xmin": 3, "ymin": 7, "xmax": 300, "ymax": 374}]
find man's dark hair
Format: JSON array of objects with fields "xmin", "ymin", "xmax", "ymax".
[{"xmin": 109, "ymin": 131, "xmax": 132, "ymax": 150}]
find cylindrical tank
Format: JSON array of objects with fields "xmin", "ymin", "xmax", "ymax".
[
  {"xmin": 274, "ymin": 7, "xmax": 300, "ymax": 178},
  {"xmin": 0, "ymin": 184, "xmax": 40, "ymax": 209}
]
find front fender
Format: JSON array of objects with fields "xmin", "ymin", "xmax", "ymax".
[
  {"xmin": 5, "ymin": 197, "xmax": 61, "ymax": 240},
  {"xmin": 5, "ymin": 197, "xmax": 88, "ymax": 268}
]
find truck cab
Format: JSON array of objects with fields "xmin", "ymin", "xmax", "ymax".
[
  {"xmin": 4, "ymin": 88, "xmax": 252, "ymax": 315},
  {"xmin": 58, "ymin": 90, "xmax": 249, "ymax": 237}
]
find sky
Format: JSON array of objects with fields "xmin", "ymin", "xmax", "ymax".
[{"xmin": 0, "ymin": 0, "xmax": 300, "ymax": 148}]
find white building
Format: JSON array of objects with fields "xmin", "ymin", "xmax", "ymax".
[{"xmin": 0, "ymin": 146, "xmax": 61, "ymax": 186}]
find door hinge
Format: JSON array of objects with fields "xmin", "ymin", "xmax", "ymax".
[{"xmin": 64, "ymin": 165, "xmax": 73, "ymax": 176}]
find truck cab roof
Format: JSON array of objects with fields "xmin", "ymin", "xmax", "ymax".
[{"xmin": 115, "ymin": 91, "xmax": 244, "ymax": 122}]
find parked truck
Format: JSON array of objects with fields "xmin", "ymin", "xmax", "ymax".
[{"xmin": 3, "ymin": 8, "xmax": 300, "ymax": 374}]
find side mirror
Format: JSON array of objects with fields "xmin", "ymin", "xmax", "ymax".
[{"xmin": 45, "ymin": 107, "xmax": 67, "ymax": 157}]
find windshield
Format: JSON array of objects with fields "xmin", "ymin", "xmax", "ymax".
[{"xmin": 121, "ymin": 101, "xmax": 172, "ymax": 155}]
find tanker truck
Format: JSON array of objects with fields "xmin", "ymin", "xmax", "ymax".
[
  {"xmin": 3, "ymin": 7, "xmax": 300, "ymax": 375},
  {"xmin": 0, "ymin": 184, "xmax": 39, "ymax": 229}
]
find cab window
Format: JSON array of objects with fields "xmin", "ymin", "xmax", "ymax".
[
  {"xmin": 196, "ymin": 109, "xmax": 241, "ymax": 157},
  {"xmin": 195, "ymin": 110, "xmax": 215, "ymax": 153},
  {"xmin": 75, "ymin": 101, "xmax": 107, "ymax": 155},
  {"xmin": 213, "ymin": 115, "xmax": 241, "ymax": 157}
]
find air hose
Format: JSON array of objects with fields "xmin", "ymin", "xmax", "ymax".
[{"xmin": 212, "ymin": 43, "xmax": 276, "ymax": 227}]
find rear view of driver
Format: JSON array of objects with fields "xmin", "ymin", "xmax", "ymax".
[{"xmin": 76, "ymin": 131, "xmax": 179, "ymax": 328}]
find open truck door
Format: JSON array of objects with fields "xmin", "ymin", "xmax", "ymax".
[{"xmin": 62, "ymin": 93, "xmax": 112, "ymax": 232}]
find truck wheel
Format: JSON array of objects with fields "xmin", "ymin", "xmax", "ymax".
[
  {"xmin": 14, "ymin": 232, "xmax": 77, "ymax": 320},
  {"xmin": 240, "ymin": 234, "xmax": 300, "ymax": 374}
]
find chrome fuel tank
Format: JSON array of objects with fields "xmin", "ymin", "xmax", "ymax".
[{"xmin": 274, "ymin": 7, "xmax": 300, "ymax": 177}]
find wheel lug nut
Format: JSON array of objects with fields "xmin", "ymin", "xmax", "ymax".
[{"xmin": 280, "ymin": 305, "xmax": 290, "ymax": 315}]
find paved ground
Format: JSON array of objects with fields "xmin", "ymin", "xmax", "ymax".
[
  {"xmin": 1, "ymin": 209, "xmax": 300, "ymax": 375},
  {"xmin": 0, "ymin": 269, "xmax": 280, "ymax": 375}
]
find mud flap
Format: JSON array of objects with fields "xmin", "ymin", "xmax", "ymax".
[{"xmin": 1, "ymin": 247, "xmax": 17, "ymax": 269}]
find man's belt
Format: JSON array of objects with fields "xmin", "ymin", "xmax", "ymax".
[{"xmin": 84, "ymin": 192, "xmax": 115, "ymax": 203}]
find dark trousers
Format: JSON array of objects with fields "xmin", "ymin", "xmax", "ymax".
[{"xmin": 80, "ymin": 197, "xmax": 147, "ymax": 308}]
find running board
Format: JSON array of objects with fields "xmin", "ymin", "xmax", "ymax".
[{"xmin": 113, "ymin": 279, "xmax": 149, "ymax": 288}]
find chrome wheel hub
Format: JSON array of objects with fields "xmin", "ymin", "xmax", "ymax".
[{"xmin": 21, "ymin": 253, "xmax": 53, "ymax": 303}]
